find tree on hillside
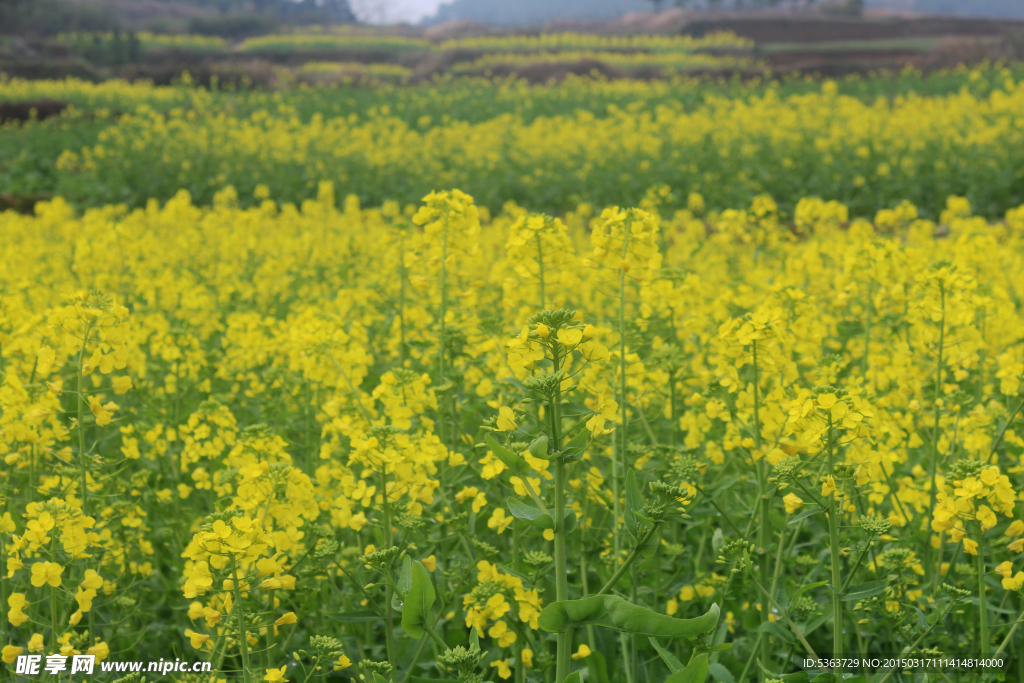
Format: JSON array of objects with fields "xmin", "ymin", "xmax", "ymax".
[
  {"xmin": 0, "ymin": 0, "xmax": 120, "ymax": 35},
  {"xmin": 118, "ymin": 0, "xmax": 357, "ymax": 20}
]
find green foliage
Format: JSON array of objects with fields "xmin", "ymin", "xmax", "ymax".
[
  {"xmin": 0, "ymin": 0, "xmax": 118, "ymax": 36},
  {"xmin": 6, "ymin": 65, "xmax": 1024, "ymax": 217},
  {"xmin": 539, "ymin": 596, "xmax": 720, "ymax": 637},
  {"xmin": 391, "ymin": 554, "xmax": 412, "ymax": 612},
  {"xmin": 400, "ymin": 560, "xmax": 436, "ymax": 639},
  {"xmin": 187, "ymin": 13, "xmax": 278, "ymax": 39},
  {"xmin": 650, "ymin": 637, "xmax": 685, "ymax": 672},
  {"xmin": 666, "ymin": 654, "xmax": 709, "ymax": 683},
  {"xmin": 484, "ymin": 433, "xmax": 528, "ymax": 475},
  {"xmin": 507, "ymin": 497, "xmax": 578, "ymax": 533},
  {"xmin": 62, "ymin": 30, "xmax": 142, "ymax": 66}
]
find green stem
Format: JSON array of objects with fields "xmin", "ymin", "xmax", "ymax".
[
  {"xmin": 989, "ymin": 391, "xmax": 1024, "ymax": 460},
  {"xmin": 520, "ymin": 476, "xmax": 551, "ymax": 518},
  {"xmin": 50, "ymin": 584, "xmax": 59, "ymax": 643},
  {"xmin": 550, "ymin": 341, "xmax": 572, "ymax": 683},
  {"xmin": 298, "ymin": 657, "xmax": 322, "ymax": 683},
  {"xmin": 513, "ymin": 519, "xmax": 522, "ymax": 574},
  {"xmin": 976, "ymin": 306, "xmax": 986, "ymax": 404},
  {"xmin": 826, "ymin": 415, "xmax": 843, "ymax": 674},
  {"xmin": 596, "ymin": 526, "xmax": 655, "ymax": 596},
  {"xmin": 230, "ymin": 557, "xmax": 252, "ymax": 683},
  {"xmin": 669, "ymin": 372, "xmax": 677, "ymax": 449},
  {"xmin": 554, "ymin": 455, "xmax": 571, "ymax": 682},
  {"xmin": 747, "ymin": 573, "xmax": 819, "ymax": 661},
  {"xmin": 399, "ymin": 230, "xmax": 407, "ymax": 364},
  {"xmin": 613, "ymin": 231, "xmax": 631, "ymax": 589},
  {"xmin": 333, "ymin": 561, "xmax": 383, "ymax": 614},
  {"xmin": 737, "ymin": 633, "xmax": 763, "ymax": 683},
  {"xmin": 791, "ymin": 478, "xmax": 827, "ymax": 511},
  {"xmin": 927, "ymin": 288, "xmax": 945, "ymax": 585},
  {"xmin": 399, "ymin": 637, "xmax": 429, "ymax": 683},
  {"xmin": 769, "ymin": 526, "xmax": 789, "ymax": 603},
  {"xmin": 993, "ymin": 604, "xmax": 1024, "ymax": 657},
  {"xmin": 29, "ymin": 445, "xmax": 34, "ymax": 505},
  {"xmin": 617, "ymin": 267, "xmax": 634, "ymax": 683},
  {"xmin": 264, "ymin": 589, "xmax": 275, "ymax": 671},
  {"xmin": 630, "ymin": 564, "xmax": 639, "ymax": 683},
  {"xmin": 76, "ymin": 322, "xmax": 93, "ymax": 517},
  {"xmin": 840, "ymin": 540, "xmax": 873, "ymax": 595},
  {"xmin": 863, "ymin": 280, "xmax": 872, "ymax": 377},
  {"xmin": 0, "ymin": 537, "xmax": 5, "ymax": 645},
  {"xmin": 580, "ymin": 522, "xmax": 597, "ymax": 653},
  {"xmin": 439, "ymin": 221, "xmax": 448, "ymax": 448},
  {"xmin": 753, "ymin": 340, "xmax": 771, "ymax": 679},
  {"xmin": 979, "ymin": 531, "xmax": 990, "ymax": 655},
  {"xmin": 422, "ymin": 622, "xmax": 449, "ymax": 652},
  {"xmin": 876, "ymin": 598, "xmax": 958, "ymax": 683},
  {"xmin": 693, "ymin": 484, "xmax": 743, "ymax": 537},
  {"xmin": 536, "ymin": 231, "xmax": 545, "ymax": 310},
  {"xmin": 380, "ymin": 463, "xmax": 397, "ymax": 667}
]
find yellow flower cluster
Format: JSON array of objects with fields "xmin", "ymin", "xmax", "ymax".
[
  {"xmin": 34, "ymin": 66, "xmax": 1024, "ymax": 216},
  {"xmin": 3, "ymin": 177, "xmax": 1024, "ymax": 677},
  {"xmin": 933, "ymin": 465, "xmax": 1016, "ymax": 553}
]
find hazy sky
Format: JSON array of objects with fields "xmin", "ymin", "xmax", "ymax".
[{"xmin": 349, "ymin": 0, "xmax": 446, "ymax": 24}]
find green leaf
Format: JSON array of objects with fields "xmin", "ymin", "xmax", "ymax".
[
  {"xmin": 507, "ymin": 496, "xmax": 545, "ymax": 522},
  {"xmin": 803, "ymin": 605, "xmax": 832, "ymax": 636},
  {"xmin": 706, "ymin": 475, "xmax": 738, "ymax": 494},
  {"xmin": 538, "ymin": 596, "xmax": 719, "ymax": 638},
  {"xmin": 588, "ymin": 651, "xmax": 610, "ymax": 683},
  {"xmin": 966, "ymin": 597, "xmax": 1018, "ymax": 614},
  {"xmin": 835, "ymin": 580, "xmax": 887, "ymax": 602},
  {"xmin": 758, "ymin": 663, "xmax": 810, "ymax": 682},
  {"xmin": 506, "ymin": 497, "xmax": 577, "ymax": 533},
  {"xmin": 625, "ymin": 469, "xmax": 645, "ymax": 539},
  {"xmin": 562, "ymin": 509, "xmax": 579, "ymax": 534},
  {"xmin": 528, "ymin": 433, "xmax": 549, "ymax": 459},
  {"xmin": 786, "ymin": 506, "xmax": 822, "ymax": 526},
  {"xmin": 401, "ymin": 560, "xmax": 436, "ymax": 638},
  {"xmin": 666, "ymin": 653, "xmax": 708, "ymax": 683},
  {"xmin": 711, "ymin": 528, "xmax": 724, "ymax": 555},
  {"xmin": 328, "ymin": 610, "xmax": 380, "ymax": 623},
  {"xmin": 811, "ymin": 674, "xmax": 836, "ymax": 683},
  {"xmin": 560, "ymin": 427, "xmax": 590, "ymax": 462},
  {"xmin": 757, "ymin": 620, "xmax": 795, "ymax": 646},
  {"xmin": 640, "ymin": 526, "xmax": 660, "ymax": 559},
  {"xmin": 372, "ymin": 674, "xmax": 390, "ymax": 683},
  {"xmin": 392, "ymin": 555, "xmax": 412, "ymax": 613},
  {"xmin": 787, "ymin": 580, "xmax": 828, "ymax": 608},
  {"xmin": 649, "ymin": 637, "xmax": 684, "ymax": 673},
  {"xmin": 485, "ymin": 433, "xmax": 528, "ymax": 475},
  {"xmin": 704, "ymin": 643, "xmax": 733, "ymax": 653},
  {"xmin": 707, "ymin": 662, "xmax": 735, "ymax": 683},
  {"xmin": 563, "ymin": 673, "xmax": 582, "ymax": 683}
]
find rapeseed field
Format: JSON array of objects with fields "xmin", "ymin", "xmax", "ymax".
[{"xmin": 2, "ymin": 62, "xmax": 1024, "ymax": 683}]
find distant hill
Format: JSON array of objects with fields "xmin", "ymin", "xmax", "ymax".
[
  {"xmin": 425, "ymin": 0, "xmax": 1024, "ymax": 27},
  {"xmin": 0, "ymin": 0, "xmax": 356, "ymax": 36},
  {"xmin": 424, "ymin": 0, "xmax": 655, "ymax": 27},
  {"xmin": 867, "ymin": 0, "xmax": 1024, "ymax": 17}
]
